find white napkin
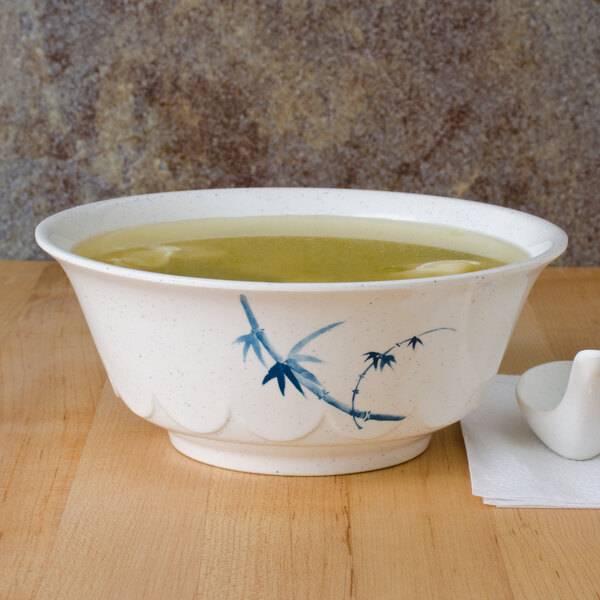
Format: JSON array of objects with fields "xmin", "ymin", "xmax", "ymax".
[{"xmin": 460, "ymin": 375, "xmax": 600, "ymax": 508}]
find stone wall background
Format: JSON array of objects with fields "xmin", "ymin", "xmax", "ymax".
[{"xmin": 1, "ymin": 0, "xmax": 598, "ymax": 264}]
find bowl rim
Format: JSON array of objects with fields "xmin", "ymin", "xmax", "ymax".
[{"xmin": 35, "ymin": 187, "xmax": 568, "ymax": 292}]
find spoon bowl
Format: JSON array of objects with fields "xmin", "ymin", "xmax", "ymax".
[{"xmin": 517, "ymin": 350, "xmax": 600, "ymax": 460}]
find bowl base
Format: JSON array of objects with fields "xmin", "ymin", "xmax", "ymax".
[{"xmin": 168, "ymin": 433, "xmax": 431, "ymax": 475}]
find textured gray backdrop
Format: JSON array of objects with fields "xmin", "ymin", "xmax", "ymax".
[{"xmin": 1, "ymin": 0, "xmax": 598, "ymax": 264}]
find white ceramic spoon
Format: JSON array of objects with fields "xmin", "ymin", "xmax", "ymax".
[{"xmin": 516, "ymin": 350, "xmax": 600, "ymax": 460}]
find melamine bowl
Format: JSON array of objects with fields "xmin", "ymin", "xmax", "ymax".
[{"xmin": 35, "ymin": 188, "xmax": 567, "ymax": 475}]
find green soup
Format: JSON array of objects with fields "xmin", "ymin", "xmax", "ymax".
[{"xmin": 72, "ymin": 215, "xmax": 527, "ymax": 283}]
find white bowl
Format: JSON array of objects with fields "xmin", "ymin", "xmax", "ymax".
[{"xmin": 35, "ymin": 188, "xmax": 567, "ymax": 475}]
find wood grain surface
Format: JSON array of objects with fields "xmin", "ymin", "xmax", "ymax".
[{"xmin": 1, "ymin": 262, "xmax": 599, "ymax": 600}]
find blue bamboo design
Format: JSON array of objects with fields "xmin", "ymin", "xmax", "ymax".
[
  {"xmin": 350, "ymin": 328, "xmax": 455, "ymax": 428},
  {"xmin": 235, "ymin": 294, "xmax": 454, "ymax": 428}
]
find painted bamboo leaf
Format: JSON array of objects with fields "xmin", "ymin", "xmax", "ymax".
[
  {"xmin": 262, "ymin": 362, "xmax": 305, "ymax": 396},
  {"xmin": 234, "ymin": 333, "xmax": 267, "ymax": 366},
  {"xmin": 287, "ymin": 321, "xmax": 343, "ymax": 358},
  {"xmin": 378, "ymin": 353, "xmax": 396, "ymax": 370},
  {"xmin": 407, "ymin": 336, "xmax": 424, "ymax": 350}
]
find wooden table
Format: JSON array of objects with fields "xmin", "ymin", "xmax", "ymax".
[{"xmin": 1, "ymin": 262, "xmax": 599, "ymax": 599}]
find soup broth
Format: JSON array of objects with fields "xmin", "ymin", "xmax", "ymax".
[{"xmin": 72, "ymin": 215, "xmax": 528, "ymax": 283}]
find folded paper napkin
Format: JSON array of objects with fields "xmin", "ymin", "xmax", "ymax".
[{"xmin": 460, "ymin": 375, "xmax": 600, "ymax": 508}]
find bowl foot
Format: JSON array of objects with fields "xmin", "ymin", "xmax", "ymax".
[{"xmin": 168, "ymin": 433, "xmax": 431, "ymax": 475}]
